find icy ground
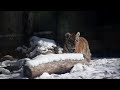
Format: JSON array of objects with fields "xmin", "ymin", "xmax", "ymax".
[{"xmin": 0, "ymin": 58, "xmax": 120, "ymax": 79}]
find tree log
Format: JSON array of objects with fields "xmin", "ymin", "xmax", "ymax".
[
  {"xmin": 23, "ymin": 53, "xmax": 86, "ymax": 78},
  {"xmin": 23, "ymin": 60, "xmax": 88, "ymax": 78}
]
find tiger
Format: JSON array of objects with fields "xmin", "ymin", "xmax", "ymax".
[{"xmin": 63, "ymin": 32, "xmax": 91, "ymax": 63}]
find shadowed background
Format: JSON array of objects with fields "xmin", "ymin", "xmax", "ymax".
[{"xmin": 0, "ymin": 9, "xmax": 120, "ymax": 58}]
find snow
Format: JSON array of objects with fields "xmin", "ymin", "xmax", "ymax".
[
  {"xmin": 0, "ymin": 57, "xmax": 120, "ymax": 79},
  {"xmin": 35, "ymin": 58, "xmax": 120, "ymax": 79},
  {"xmin": 30, "ymin": 36, "xmax": 57, "ymax": 49},
  {"xmin": 38, "ymin": 72, "xmax": 52, "ymax": 79},
  {"xmin": 16, "ymin": 36, "xmax": 58, "ymax": 58},
  {"xmin": 1, "ymin": 36, "xmax": 120, "ymax": 79},
  {"xmin": 70, "ymin": 63, "xmax": 95, "ymax": 73},
  {"xmin": 25, "ymin": 53, "xmax": 84, "ymax": 67},
  {"xmin": 0, "ymin": 68, "xmax": 11, "ymax": 75}
]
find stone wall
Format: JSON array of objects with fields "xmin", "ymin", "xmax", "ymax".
[{"xmin": 0, "ymin": 11, "xmax": 24, "ymax": 57}]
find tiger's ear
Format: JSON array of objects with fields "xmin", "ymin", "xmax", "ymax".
[
  {"xmin": 76, "ymin": 32, "xmax": 80, "ymax": 37},
  {"xmin": 65, "ymin": 32, "xmax": 70, "ymax": 39},
  {"xmin": 75, "ymin": 32, "xmax": 80, "ymax": 41}
]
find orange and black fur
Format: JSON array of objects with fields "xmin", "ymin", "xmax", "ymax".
[{"xmin": 63, "ymin": 32, "xmax": 91, "ymax": 63}]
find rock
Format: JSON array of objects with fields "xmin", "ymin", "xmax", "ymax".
[
  {"xmin": 54, "ymin": 46, "xmax": 63, "ymax": 54},
  {"xmin": 0, "ymin": 55, "xmax": 15, "ymax": 62},
  {"xmin": 0, "ymin": 68, "xmax": 11, "ymax": 75}
]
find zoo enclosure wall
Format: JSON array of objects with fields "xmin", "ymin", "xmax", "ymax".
[{"xmin": 0, "ymin": 10, "xmax": 120, "ymax": 57}]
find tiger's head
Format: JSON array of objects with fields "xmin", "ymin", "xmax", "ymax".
[{"xmin": 64, "ymin": 32, "xmax": 80, "ymax": 53}]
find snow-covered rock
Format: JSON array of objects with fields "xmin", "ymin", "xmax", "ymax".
[
  {"xmin": 16, "ymin": 36, "xmax": 59, "ymax": 58},
  {"xmin": 30, "ymin": 36, "xmax": 57, "ymax": 49},
  {"xmin": 0, "ymin": 68, "xmax": 11, "ymax": 75}
]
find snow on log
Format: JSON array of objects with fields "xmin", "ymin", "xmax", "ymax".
[{"xmin": 23, "ymin": 53, "xmax": 85, "ymax": 78}]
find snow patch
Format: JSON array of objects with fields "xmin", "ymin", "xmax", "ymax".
[
  {"xmin": 30, "ymin": 36, "xmax": 56, "ymax": 49},
  {"xmin": 70, "ymin": 63, "xmax": 84, "ymax": 72},
  {"xmin": 70, "ymin": 63, "xmax": 95, "ymax": 73},
  {"xmin": 0, "ymin": 68, "xmax": 11, "ymax": 75},
  {"xmin": 26, "ymin": 53, "xmax": 84, "ymax": 67},
  {"xmin": 38, "ymin": 72, "xmax": 52, "ymax": 79},
  {"xmin": 16, "ymin": 36, "xmax": 58, "ymax": 58}
]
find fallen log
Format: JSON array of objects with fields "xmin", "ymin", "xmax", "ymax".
[{"xmin": 23, "ymin": 53, "xmax": 86, "ymax": 78}]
